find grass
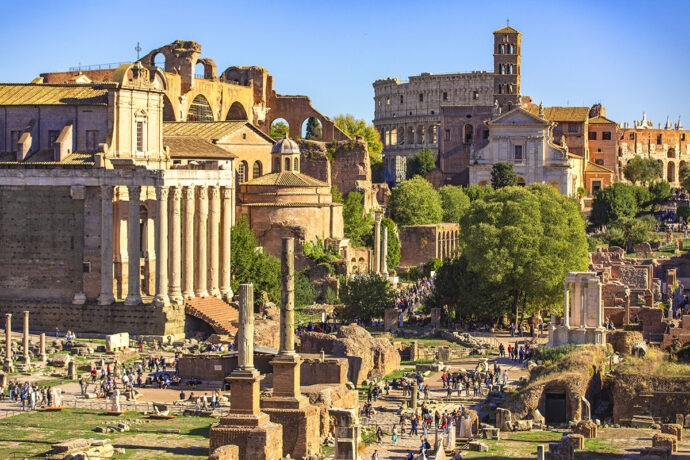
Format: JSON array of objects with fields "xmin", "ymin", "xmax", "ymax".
[
  {"xmin": 617, "ymin": 348, "xmax": 690, "ymax": 377},
  {"xmin": 294, "ymin": 306, "xmax": 322, "ymax": 327},
  {"xmin": 400, "ymin": 359, "xmax": 435, "ymax": 365},
  {"xmin": 392, "ymin": 337, "xmax": 457, "ymax": 347}
]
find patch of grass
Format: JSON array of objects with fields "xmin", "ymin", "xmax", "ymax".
[
  {"xmin": 400, "ymin": 359, "xmax": 434, "ymax": 365},
  {"xmin": 393, "ymin": 337, "xmax": 456, "ymax": 347},
  {"xmin": 617, "ymin": 347, "xmax": 690, "ymax": 377}
]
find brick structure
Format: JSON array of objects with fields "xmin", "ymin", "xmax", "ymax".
[
  {"xmin": 398, "ymin": 223, "xmax": 459, "ymax": 267},
  {"xmin": 652, "ymin": 433, "xmax": 677, "ymax": 453},
  {"xmin": 660, "ymin": 423, "xmax": 682, "ymax": 441},
  {"xmin": 587, "ymin": 114, "xmax": 618, "ymax": 191}
]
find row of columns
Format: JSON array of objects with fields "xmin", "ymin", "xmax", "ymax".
[
  {"xmin": 437, "ymin": 229, "xmax": 460, "ymax": 260},
  {"xmin": 4, "ymin": 312, "xmax": 46, "ymax": 372},
  {"xmin": 98, "ymin": 184, "xmax": 233, "ymax": 307},
  {"xmin": 372, "ymin": 211, "xmax": 389, "ymax": 276},
  {"xmin": 380, "ymin": 124, "xmax": 440, "ymax": 148}
]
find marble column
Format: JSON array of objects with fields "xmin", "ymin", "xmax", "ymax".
[
  {"xmin": 195, "ymin": 185, "xmax": 209, "ymax": 297},
  {"xmin": 237, "ymin": 283, "xmax": 254, "ymax": 371},
  {"xmin": 39, "ymin": 333, "xmax": 46, "ymax": 362},
  {"xmin": 125, "ymin": 185, "xmax": 142, "ymax": 306},
  {"xmin": 22, "ymin": 311, "xmax": 29, "ymax": 363},
  {"xmin": 98, "ymin": 185, "xmax": 115, "ymax": 305},
  {"xmin": 279, "ymin": 237, "xmax": 296, "ymax": 356},
  {"xmin": 563, "ymin": 282, "xmax": 570, "ymax": 327},
  {"xmin": 373, "ymin": 211, "xmax": 382, "ymax": 274},
  {"xmin": 154, "ymin": 186, "xmax": 170, "ymax": 306},
  {"xmin": 220, "ymin": 187, "xmax": 233, "ymax": 301},
  {"xmin": 182, "ymin": 186, "xmax": 195, "ymax": 298},
  {"xmin": 580, "ymin": 281, "xmax": 586, "ymax": 328},
  {"xmin": 169, "ymin": 186, "xmax": 183, "ymax": 304},
  {"xmin": 4, "ymin": 314, "xmax": 12, "ymax": 372},
  {"xmin": 381, "ymin": 226, "xmax": 389, "ymax": 277},
  {"xmin": 208, "ymin": 186, "xmax": 221, "ymax": 298}
]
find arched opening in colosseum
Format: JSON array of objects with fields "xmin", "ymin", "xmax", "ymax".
[
  {"xmin": 301, "ymin": 117, "xmax": 323, "ymax": 141},
  {"xmin": 390, "ymin": 127, "xmax": 397, "ymax": 146},
  {"xmin": 398, "ymin": 126, "xmax": 405, "ymax": 145},
  {"xmin": 226, "ymin": 102, "xmax": 248, "ymax": 121},
  {"xmin": 270, "ymin": 118, "xmax": 289, "ymax": 139},
  {"xmin": 667, "ymin": 161, "xmax": 675, "ymax": 183},
  {"xmin": 163, "ymin": 95, "xmax": 176, "ymax": 122},
  {"xmin": 408, "ymin": 126, "xmax": 415, "ymax": 145},
  {"xmin": 187, "ymin": 94, "xmax": 214, "ymax": 122},
  {"xmin": 152, "ymin": 52, "xmax": 166, "ymax": 70},
  {"xmin": 252, "ymin": 161, "xmax": 263, "ymax": 179},
  {"xmin": 417, "ymin": 125, "xmax": 424, "ymax": 144},
  {"xmin": 667, "ymin": 148, "xmax": 676, "ymax": 159}
]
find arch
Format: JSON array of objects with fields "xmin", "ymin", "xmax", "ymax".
[
  {"xmin": 507, "ymin": 102, "xmax": 513, "ymax": 111},
  {"xmin": 293, "ymin": 157, "xmax": 299, "ymax": 171},
  {"xmin": 417, "ymin": 125, "xmax": 424, "ymax": 144},
  {"xmin": 668, "ymin": 147, "xmax": 676, "ymax": 159},
  {"xmin": 398, "ymin": 126, "xmax": 405, "ymax": 145},
  {"xmin": 226, "ymin": 101, "xmax": 248, "ymax": 121},
  {"xmin": 252, "ymin": 161, "xmax": 262, "ymax": 179},
  {"xmin": 187, "ymin": 94, "xmax": 214, "ymax": 122},
  {"xmin": 284, "ymin": 157, "xmax": 291, "ymax": 171},
  {"xmin": 301, "ymin": 117, "xmax": 323, "ymax": 141},
  {"xmin": 162, "ymin": 95, "xmax": 176, "ymax": 122},
  {"xmin": 464, "ymin": 124, "xmax": 473, "ymax": 144},
  {"xmin": 270, "ymin": 118, "xmax": 289, "ymax": 139},
  {"xmin": 668, "ymin": 161, "xmax": 676, "ymax": 183},
  {"xmin": 273, "ymin": 157, "xmax": 281, "ymax": 173},
  {"xmin": 517, "ymin": 176, "xmax": 527, "ymax": 186},
  {"xmin": 152, "ymin": 52, "xmax": 166, "ymax": 70},
  {"xmin": 408, "ymin": 126, "xmax": 415, "ymax": 145},
  {"xmin": 194, "ymin": 62, "xmax": 205, "ymax": 79},
  {"xmin": 238, "ymin": 161, "xmax": 248, "ymax": 183}
]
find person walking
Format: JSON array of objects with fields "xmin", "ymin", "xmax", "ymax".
[{"xmin": 392, "ymin": 425, "xmax": 398, "ymax": 443}]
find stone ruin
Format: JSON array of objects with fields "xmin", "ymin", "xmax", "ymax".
[{"xmin": 549, "ymin": 272, "xmax": 606, "ymax": 347}]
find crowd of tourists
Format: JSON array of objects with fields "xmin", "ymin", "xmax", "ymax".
[
  {"xmin": 395, "ymin": 276, "xmax": 435, "ymax": 315},
  {"xmin": 0, "ymin": 382, "xmax": 59, "ymax": 411}
]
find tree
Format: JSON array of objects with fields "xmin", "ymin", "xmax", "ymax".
[
  {"xmin": 389, "ymin": 176, "xmax": 442, "ymax": 226},
  {"xmin": 491, "ymin": 162, "xmax": 518, "ymax": 189},
  {"xmin": 465, "ymin": 184, "xmax": 492, "ymax": 202},
  {"xmin": 305, "ymin": 117, "xmax": 322, "ymax": 141},
  {"xmin": 590, "ymin": 183, "xmax": 638, "ymax": 227},
  {"xmin": 382, "ymin": 217, "xmax": 401, "ymax": 271},
  {"xmin": 331, "ymin": 185, "xmax": 344, "ymax": 203},
  {"xmin": 623, "ymin": 156, "xmax": 661, "ymax": 185},
  {"xmin": 648, "ymin": 180, "xmax": 671, "ymax": 209},
  {"xmin": 339, "ymin": 274, "xmax": 395, "ymax": 322},
  {"xmin": 270, "ymin": 121, "xmax": 289, "ymax": 139},
  {"xmin": 680, "ymin": 162, "xmax": 690, "ymax": 190},
  {"xmin": 231, "ymin": 217, "xmax": 281, "ymax": 303},
  {"xmin": 439, "ymin": 185, "xmax": 470, "ymax": 223},
  {"xmin": 406, "ymin": 148, "xmax": 436, "ymax": 179},
  {"xmin": 294, "ymin": 269, "xmax": 316, "ymax": 307},
  {"xmin": 333, "ymin": 114, "xmax": 383, "ymax": 163},
  {"xmin": 342, "ymin": 191, "xmax": 373, "ymax": 247}
]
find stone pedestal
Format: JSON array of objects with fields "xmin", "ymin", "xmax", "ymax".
[
  {"xmin": 68, "ymin": 361, "xmax": 77, "ymax": 380},
  {"xmin": 384, "ymin": 308, "xmax": 398, "ymax": 332},
  {"xmin": 331, "ymin": 408, "xmax": 361, "ymax": 460},
  {"xmin": 410, "ymin": 383, "xmax": 418, "ymax": 410},
  {"xmin": 430, "ymin": 307, "xmax": 441, "ymax": 334}
]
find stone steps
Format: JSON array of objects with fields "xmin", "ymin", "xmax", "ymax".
[{"xmin": 184, "ymin": 297, "xmax": 238, "ymax": 336}]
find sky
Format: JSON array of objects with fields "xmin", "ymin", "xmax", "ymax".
[{"xmin": 2, "ymin": 0, "xmax": 689, "ymax": 127}]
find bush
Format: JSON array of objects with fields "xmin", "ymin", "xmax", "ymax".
[
  {"xmin": 532, "ymin": 344, "xmax": 577, "ymax": 363},
  {"xmin": 590, "ymin": 183, "xmax": 638, "ymax": 227},
  {"xmin": 422, "ymin": 258, "xmax": 441, "ymax": 277},
  {"xmin": 340, "ymin": 274, "xmax": 395, "ymax": 322},
  {"xmin": 323, "ymin": 287, "xmax": 339, "ymax": 305},
  {"xmin": 294, "ymin": 269, "xmax": 316, "ymax": 307}
]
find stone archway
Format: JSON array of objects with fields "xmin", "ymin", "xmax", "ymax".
[
  {"xmin": 187, "ymin": 94, "xmax": 214, "ymax": 122},
  {"xmin": 226, "ymin": 101, "xmax": 248, "ymax": 121}
]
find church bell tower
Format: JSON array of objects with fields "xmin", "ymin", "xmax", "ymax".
[{"xmin": 493, "ymin": 24, "xmax": 521, "ymax": 112}]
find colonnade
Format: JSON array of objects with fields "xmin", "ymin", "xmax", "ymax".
[
  {"xmin": 98, "ymin": 183, "xmax": 233, "ymax": 307},
  {"xmin": 379, "ymin": 124, "xmax": 440, "ymax": 148},
  {"xmin": 437, "ymin": 229, "xmax": 459, "ymax": 260}
]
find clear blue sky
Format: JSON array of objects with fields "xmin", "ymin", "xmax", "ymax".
[{"xmin": 3, "ymin": 0, "xmax": 689, "ymax": 127}]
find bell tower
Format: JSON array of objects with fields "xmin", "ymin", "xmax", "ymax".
[{"xmin": 493, "ymin": 24, "xmax": 521, "ymax": 112}]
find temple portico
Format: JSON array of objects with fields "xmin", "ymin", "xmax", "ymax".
[{"xmin": 549, "ymin": 272, "xmax": 606, "ymax": 347}]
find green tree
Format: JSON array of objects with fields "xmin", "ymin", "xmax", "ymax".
[
  {"xmin": 680, "ymin": 162, "xmax": 690, "ymax": 190},
  {"xmin": 304, "ymin": 117, "xmax": 322, "ymax": 141},
  {"xmin": 294, "ymin": 269, "xmax": 316, "ymax": 307},
  {"xmin": 382, "ymin": 217, "xmax": 401, "ymax": 271},
  {"xmin": 649, "ymin": 180, "xmax": 671, "ymax": 208},
  {"xmin": 439, "ymin": 185, "xmax": 470, "ymax": 223},
  {"xmin": 465, "ymin": 184, "xmax": 493, "ymax": 202},
  {"xmin": 590, "ymin": 183, "xmax": 638, "ymax": 227},
  {"xmin": 330, "ymin": 185, "xmax": 344, "ymax": 203},
  {"xmin": 343, "ymin": 191, "xmax": 373, "ymax": 247},
  {"xmin": 623, "ymin": 156, "xmax": 661, "ymax": 185},
  {"xmin": 333, "ymin": 114, "xmax": 383, "ymax": 163},
  {"xmin": 270, "ymin": 121, "xmax": 289, "ymax": 139},
  {"xmin": 340, "ymin": 274, "xmax": 395, "ymax": 322},
  {"xmin": 389, "ymin": 176, "xmax": 442, "ymax": 226},
  {"xmin": 491, "ymin": 162, "xmax": 518, "ymax": 189},
  {"xmin": 406, "ymin": 148, "xmax": 436, "ymax": 179},
  {"xmin": 231, "ymin": 217, "xmax": 281, "ymax": 303}
]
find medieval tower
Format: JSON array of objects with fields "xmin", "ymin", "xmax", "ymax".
[{"xmin": 493, "ymin": 25, "xmax": 522, "ymax": 111}]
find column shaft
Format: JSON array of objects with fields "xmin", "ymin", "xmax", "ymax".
[
  {"xmin": 195, "ymin": 186, "xmax": 209, "ymax": 297},
  {"xmin": 125, "ymin": 185, "xmax": 142, "ymax": 306},
  {"xmin": 154, "ymin": 186, "xmax": 170, "ymax": 306},
  {"xmin": 98, "ymin": 185, "xmax": 115, "ymax": 305},
  {"xmin": 208, "ymin": 186, "xmax": 221, "ymax": 297},
  {"xmin": 563, "ymin": 282, "xmax": 570, "ymax": 327},
  {"xmin": 39, "ymin": 333, "xmax": 46, "ymax": 362},
  {"xmin": 169, "ymin": 186, "xmax": 183, "ymax": 303},
  {"xmin": 182, "ymin": 186, "xmax": 195, "ymax": 298},
  {"xmin": 4, "ymin": 314, "xmax": 12, "ymax": 371},
  {"xmin": 22, "ymin": 311, "xmax": 29, "ymax": 363},
  {"xmin": 381, "ymin": 226, "xmax": 389, "ymax": 276},
  {"xmin": 238, "ymin": 283, "xmax": 254, "ymax": 370},
  {"xmin": 373, "ymin": 211, "xmax": 382, "ymax": 274},
  {"xmin": 220, "ymin": 187, "xmax": 232, "ymax": 300},
  {"xmin": 280, "ymin": 238, "xmax": 295, "ymax": 355}
]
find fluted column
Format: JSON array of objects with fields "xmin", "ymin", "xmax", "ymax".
[
  {"xmin": 169, "ymin": 186, "xmax": 183, "ymax": 303},
  {"xmin": 195, "ymin": 185, "xmax": 209, "ymax": 297},
  {"xmin": 98, "ymin": 185, "xmax": 115, "ymax": 305},
  {"xmin": 22, "ymin": 311, "xmax": 29, "ymax": 363},
  {"xmin": 220, "ymin": 187, "xmax": 233, "ymax": 301},
  {"xmin": 208, "ymin": 186, "xmax": 221, "ymax": 297},
  {"xmin": 154, "ymin": 186, "xmax": 170, "ymax": 306},
  {"xmin": 182, "ymin": 186, "xmax": 195, "ymax": 298},
  {"xmin": 373, "ymin": 211, "xmax": 382, "ymax": 274},
  {"xmin": 381, "ymin": 226, "xmax": 389, "ymax": 277},
  {"xmin": 125, "ymin": 185, "xmax": 142, "ymax": 306}
]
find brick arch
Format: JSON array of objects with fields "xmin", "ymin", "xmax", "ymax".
[
  {"xmin": 184, "ymin": 90, "xmax": 217, "ymax": 122},
  {"xmin": 226, "ymin": 101, "xmax": 248, "ymax": 121}
]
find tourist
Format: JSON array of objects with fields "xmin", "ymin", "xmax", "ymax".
[
  {"xmin": 392, "ymin": 425, "xmax": 398, "ymax": 443},
  {"xmin": 376, "ymin": 425, "xmax": 383, "ymax": 443},
  {"xmin": 371, "ymin": 450, "xmax": 379, "ymax": 460}
]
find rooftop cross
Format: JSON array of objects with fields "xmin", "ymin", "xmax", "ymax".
[
  {"xmin": 135, "ymin": 42, "xmax": 142, "ymax": 60},
  {"xmin": 506, "ymin": 18, "xmax": 510, "ymax": 26}
]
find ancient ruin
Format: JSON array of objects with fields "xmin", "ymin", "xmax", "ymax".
[{"xmin": 549, "ymin": 272, "xmax": 606, "ymax": 347}]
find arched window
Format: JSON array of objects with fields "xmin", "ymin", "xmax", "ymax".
[
  {"xmin": 499, "ymin": 44, "xmax": 505, "ymax": 54},
  {"xmin": 507, "ymin": 84, "xmax": 512, "ymax": 94},
  {"xmin": 668, "ymin": 161, "xmax": 676, "ymax": 183},
  {"xmin": 499, "ymin": 64, "xmax": 505, "ymax": 75},
  {"xmin": 252, "ymin": 161, "xmax": 262, "ymax": 178},
  {"xmin": 187, "ymin": 94, "xmax": 213, "ymax": 122},
  {"xmin": 153, "ymin": 53, "xmax": 166, "ymax": 70},
  {"xmin": 293, "ymin": 158, "xmax": 299, "ymax": 171},
  {"xmin": 284, "ymin": 157, "xmax": 291, "ymax": 171},
  {"xmin": 238, "ymin": 161, "xmax": 248, "ymax": 183},
  {"xmin": 508, "ymin": 64, "xmax": 513, "ymax": 74},
  {"xmin": 274, "ymin": 158, "xmax": 281, "ymax": 173},
  {"xmin": 226, "ymin": 102, "xmax": 248, "ymax": 121}
]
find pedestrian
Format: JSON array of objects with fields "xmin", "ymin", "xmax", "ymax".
[
  {"xmin": 371, "ymin": 449, "xmax": 379, "ymax": 460},
  {"xmin": 392, "ymin": 425, "xmax": 398, "ymax": 443}
]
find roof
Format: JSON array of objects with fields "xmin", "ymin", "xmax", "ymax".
[
  {"xmin": 494, "ymin": 25, "xmax": 520, "ymax": 34},
  {"xmin": 244, "ymin": 171, "xmax": 328, "ymax": 187},
  {"xmin": 271, "ymin": 136, "xmax": 300, "ymax": 155},
  {"xmin": 585, "ymin": 162, "xmax": 615, "ymax": 174},
  {"xmin": 163, "ymin": 121, "xmax": 275, "ymax": 144},
  {"xmin": 0, "ymin": 151, "xmax": 94, "ymax": 167},
  {"xmin": 526, "ymin": 106, "xmax": 590, "ymax": 123},
  {"xmin": 0, "ymin": 84, "xmax": 109, "ymax": 106},
  {"xmin": 164, "ymin": 135, "xmax": 236, "ymax": 159},
  {"xmin": 588, "ymin": 115, "xmax": 617, "ymax": 125}
]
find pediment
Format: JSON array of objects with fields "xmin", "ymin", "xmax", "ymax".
[{"xmin": 490, "ymin": 107, "xmax": 549, "ymax": 126}]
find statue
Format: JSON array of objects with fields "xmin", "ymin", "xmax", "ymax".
[
  {"xmin": 493, "ymin": 99, "xmax": 501, "ymax": 118},
  {"xmin": 50, "ymin": 387, "xmax": 63, "ymax": 407}
]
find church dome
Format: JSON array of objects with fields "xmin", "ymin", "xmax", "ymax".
[{"xmin": 271, "ymin": 136, "xmax": 300, "ymax": 155}]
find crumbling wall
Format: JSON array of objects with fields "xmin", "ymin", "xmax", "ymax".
[
  {"xmin": 611, "ymin": 371, "xmax": 690, "ymax": 423},
  {"xmin": 607, "ymin": 330, "xmax": 644, "ymax": 355}
]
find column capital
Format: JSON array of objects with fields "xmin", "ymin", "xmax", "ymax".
[
  {"xmin": 183, "ymin": 186, "xmax": 195, "ymax": 201},
  {"xmin": 221, "ymin": 187, "xmax": 232, "ymax": 199},
  {"xmin": 197, "ymin": 184, "xmax": 208, "ymax": 200},
  {"xmin": 208, "ymin": 185, "xmax": 220, "ymax": 199},
  {"xmin": 156, "ymin": 185, "xmax": 169, "ymax": 201},
  {"xmin": 171, "ymin": 185, "xmax": 181, "ymax": 199},
  {"xmin": 100, "ymin": 184, "xmax": 114, "ymax": 199},
  {"xmin": 127, "ymin": 184, "xmax": 142, "ymax": 195}
]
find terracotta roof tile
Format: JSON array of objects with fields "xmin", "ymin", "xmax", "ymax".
[
  {"xmin": 526, "ymin": 106, "xmax": 590, "ymax": 122},
  {"xmin": 0, "ymin": 84, "xmax": 108, "ymax": 105},
  {"xmin": 588, "ymin": 115, "xmax": 617, "ymax": 125},
  {"xmin": 164, "ymin": 135, "xmax": 236, "ymax": 159},
  {"xmin": 494, "ymin": 26, "xmax": 520, "ymax": 34},
  {"xmin": 163, "ymin": 121, "xmax": 246, "ymax": 140},
  {"xmin": 585, "ymin": 162, "xmax": 615, "ymax": 173},
  {"xmin": 245, "ymin": 171, "xmax": 328, "ymax": 187}
]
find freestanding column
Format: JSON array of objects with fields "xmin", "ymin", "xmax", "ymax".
[
  {"xmin": 125, "ymin": 185, "xmax": 143, "ymax": 306},
  {"xmin": 154, "ymin": 186, "xmax": 170, "ymax": 306},
  {"xmin": 169, "ymin": 186, "xmax": 183, "ymax": 304},
  {"xmin": 220, "ymin": 187, "xmax": 233, "ymax": 301},
  {"xmin": 279, "ymin": 237, "xmax": 296, "ymax": 356},
  {"xmin": 563, "ymin": 282, "xmax": 570, "ymax": 327},
  {"xmin": 98, "ymin": 185, "xmax": 115, "ymax": 305},
  {"xmin": 208, "ymin": 186, "xmax": 221, "ymax": 298},
  {"xmin": 237, "ymin": 283, "xmax": 255, "ymax": 371},
  {"xmin": 39, "ymin": 333, "xmax": 46, "ymax": 362},
  {"xmin": 373, "ymin": 211, "xmax": 382, "ymax": 274},
  {"xmin": 182, "ymin": 186, "xmax": 195, "ymax": 298},
  {"xmin": 195, "ymin": 186, "xmax": 209, "ymax": 297},
  {"xmin": 4, "ymin": 314, "xmax": 12, "ymax": 372},
  {"xmin": 22, "ymin": 311, "xmax": 29, "ymax": 363},
  {"xmin": 381, "ymin": 226, "xmax": 389, "ymax": 277}
]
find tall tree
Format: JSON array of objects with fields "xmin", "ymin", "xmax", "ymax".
[
  {"xmin": 389, "ymin": 176, "xmax": 442, "ymax": 226},
  {"xmin": 305, "ymin": 117, "xmax": 322, "ymax": 141},
  {"xmin": 270, "ymin": 121, "xmax": 289, "ymax": 139},
  {"xmin": 333, "ymin": 114, "xmax": 383, "ymax": 163},
  {"xmin": 680, "ymin": 162, "xmax": 690, "ymax": 191},
  {"xmin": 590, "ymin": 183, "xmax": 638, "ymax": 227},
  {"xmin": 623, "ymin": 156, "xmax": 661, "ymax": 185},
  {"xmin": 340, "ymin": 274, "xmax": 395, "ymax": 322},
  {"xmin": 381, "ymin": 217, "xmax": 401, "ymax": 271},
  {"xmin": 342, "ymin": 191, "xmax": 373, "ymax": 247},
  {"xmin": 231, "ymin": 217, "xmax": 281, "ymax": 303},
  {"xmin": 439, "ymin": 185, "xmax": 470, "ymax": 223},
  {"xmin": 406, "ymin": 148, "xmax": 436, "ymax": 179},
  {"xmin": 491, "ymin": 162, "xmax": 518, "ymax": 189}
]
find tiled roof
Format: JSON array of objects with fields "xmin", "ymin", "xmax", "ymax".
[
  {"xmin": 494, "ymin": 26, "xmax": 520, "ymax": 34},
  {"xmin": 526, "ymin": 106, "xmax": 590, "ymax": 122},
  {"xmin": 588, "ymin": 115, "xmax": 617, "ymax": 125},
  {"xmin": 245, "ymin": 171, "xmax": 328, "ymax": 187},
  {"xmin": 164, "ymin": 135, "xmax": 236, "ymax": 159},
  {"xmin": 163, "ymin": 121, "xmax": 246, "ymax": 140},
  {"xmin": 585, "ymin": 162, "xmax": 615, "ymax": 173},
  {"xmin": 0, "ymin": 151, "xmax": 94, "ymax": 167},
  {"xmin": 241, "ymin": 202, "xmax": 339, "ymax": 208},
  {"xmin": 0, "ymin": 84, "xmax": 109, "ymax": 105}
]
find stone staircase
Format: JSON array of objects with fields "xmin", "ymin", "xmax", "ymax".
[{"xmin": 184, "ymin": 297, "xmax": 239, "ymax": 336}]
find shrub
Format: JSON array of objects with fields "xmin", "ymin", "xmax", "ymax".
[
  {"xmin": 532, "ymin": 344, "xmax": 577, "ymax": 363},
  {"xmin": 294, "ymin": 269, "xmax": 316, "ymax": 307}
]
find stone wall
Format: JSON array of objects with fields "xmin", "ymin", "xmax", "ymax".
[
  {"xmin": 606, "ymin": 330, "xmax": 644, "ymax": 355},
  {"xmin": 399, "ymin": 223, "xmax": 460, "ymax": 267},
  {"xmin": 611, "ymin": 372, "xmax": 690, "ymax": 423}
]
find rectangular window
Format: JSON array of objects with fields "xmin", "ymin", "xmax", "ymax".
[
  {"xmin": 400, "ymin": 95, "xmax": 403, "ymax": 104},
  {"xmin": 602, "ymin": 131, "xmax": 611, "ymax": 140},
  {"xmin": 592, "ymin": 180, "xmax": 602, "ymax": 194},
  {"xmin": 514, "ymin": 145, "xmax": 523, "ymax": 161},
  {"xmin": 629, "ymin": 133, "xmax": 635, "ymax": 140},
  {"xmin": 48, "ymin": 130, "xmax": 60, "ymax": 146},
  {"xmin": 588, "ymin": 132, "xmax": 597, "ymax": 140},
  {"xmin": 657, "ymin": 134, "xmax": 662, "ymax": 144},
  {"xmin": 445, "ymin": 129, "xmax": 450, "ymax": 141},
  {"xmin": 473, "ymin": 91, "xmax": 479, "ymax": 100},
  {"xmin": 10, "ymin": 131, "xmax": 21, "ymax": 153},
  {"xmin": 386, "ymin": 97, "xmax": 390, "ymax": 105},
  {"xmin": 418, "ymin": 93, "xmax": 424, "ymax": 102},
  {"xmin": 442, "ymin": 92, "xmax": 448, "ymax": 101},
  {"xmin": 86, "ymin": 130, "xmax": 98, "ymax": 151},
  {"xmin": 568, "ymin": 124, "xmax": 578, "ymax": 133},
  {"xmin": 136, "ymin": 122, "xmax": 144, "ymax": 152}
]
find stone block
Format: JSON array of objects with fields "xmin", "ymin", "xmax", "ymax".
[
  {"xmin": 513, "ymin": 419, "xmax": 533, "ymax": 431},
  {"xmin": 483, "ymin": 427, "xmax": 500, "ymax": 440},
  {"xmin": 48, "ymin": 353, "xmax": 71, "ymax": 368},
  {"xmin": 675, "ymin": 413, "xmax": 685, "ymax": 427},
  {"xmin": 639, "ymin": 446, "xmax": 671, "ymax": 460},
  {"xmin": 660, "ymin": 423, "xmax": 682, "ymax": 441},
  {"xmin": 105, "ymin": 332, "xmax": 129, "ymax": 352},
  {"xmin": 209, "ymin": 445, "xmax": 239, "ymax": 460},
  {"xmin": 568, "ymin": 434, "xmax": 584, "ymax": 450},
  {"xmin": 652, "ymin": 433, "xmax": 677, "ymax": 453},
  {"xmin": 685, "ymin": 414, "xmax": 690, "ymax": 428},
  {"xmin": 209, "ymin": 419, "xmax": 283, "ymax": 460},
  {"xmin": 573, "ymin": 420, "xmax": 597, "ymax": 439},
  {"xmin": 468, "ymin": 440, "xmax": 488, "ymax": 452}
]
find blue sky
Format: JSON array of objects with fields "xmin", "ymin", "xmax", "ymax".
[{"xmin": 2, "ymin": 0, "xmax": 689, "ymax": 127}]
